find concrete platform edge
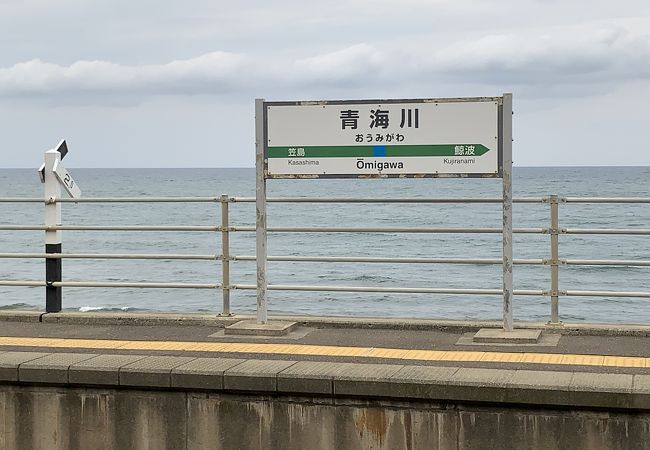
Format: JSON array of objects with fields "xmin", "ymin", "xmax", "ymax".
[
  {"xmin": 0, "ymin": 351, "xmax": 648, "ymax": 411},
  {"xmin": 0, "ymin": 311, "xmax": 649, "ymax": 336}
]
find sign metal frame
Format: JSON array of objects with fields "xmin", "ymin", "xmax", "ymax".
[
  {"xmin": 255, "ymin": 95, "xmax": 514, "ymax": 331},
  {"xmin": 262, "ymin": 96, "xmax": 504, "ymax": 179}
]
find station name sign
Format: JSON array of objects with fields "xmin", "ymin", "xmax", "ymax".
[{"xmin": 263, "ymin": 97, "xmax": 504, "ymax": 179}]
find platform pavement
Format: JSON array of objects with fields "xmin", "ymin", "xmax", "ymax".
[
  {"xmin": 0, "ymin": 311, "xmax": 648, "ymax": 370},
  {"xmin": 0, "ymin": 311, "xmax": 648, "ymax": 412}
]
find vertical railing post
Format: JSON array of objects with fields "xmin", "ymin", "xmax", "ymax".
[
  {"xmin": 501, "ymin": 93, "xmax": 514, "ymax": 332},
  {"xmin": 549, "ymin": 194, "xmax": 560, "ymax": 324},
  {"xmin": 255, "ymin": 98, "xmax": 268, "ymax": 324},
  {"xmin": 220, "ymin": 194, "xmax": 231, "ymax": 316},
  {"xmin": 44, "ymin": 150, "xmax": 62, "ymax": 312}
]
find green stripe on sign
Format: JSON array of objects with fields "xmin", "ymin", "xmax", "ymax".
[{"xmin": 268, "ymin": 144, "xmax": 489, "ymax": 158}]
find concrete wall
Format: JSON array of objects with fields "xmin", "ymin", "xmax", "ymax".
[{"xmin": 1, "ymin": 385, "xmax": 649, "ymax": 450}]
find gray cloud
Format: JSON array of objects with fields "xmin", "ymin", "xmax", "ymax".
[
  {"xmin": 429, "ymin": 19, "xmax": 650, "ymax": 85},
  {"xmin": 0, "ymin": 51, "xmax": 251, "ymax": 97},
  {"xmin": 293, "ymin": 44, "xmax": 387, "ymax": 86},
  {"xmin": 1, "ymin": 17, "xmax": 647, "ymax": 102}
]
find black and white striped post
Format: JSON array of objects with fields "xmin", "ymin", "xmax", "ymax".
[
  {"xmin": 43, "ymin": 149, "xmax": 63, "ymax": 312},
  {"xmin": 39, "ymin": 140, "xmax": 80, "ymax": 312}
]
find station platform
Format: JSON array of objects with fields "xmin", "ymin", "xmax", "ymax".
[
  {"xmin": 0, "ymin": 311, "xmax": 648, "ymax": 370},
  {"xmin": 1, "ymin": 311, "xmax": 649, "ymax": 449},
  {"xmin": 0, "ymin": 311, "xmax": 648, "ymax": 411}
]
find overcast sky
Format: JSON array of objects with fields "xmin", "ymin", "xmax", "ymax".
[{"xmin": 1, "ymin": 0, "xmax": 649, "ymax": 168}]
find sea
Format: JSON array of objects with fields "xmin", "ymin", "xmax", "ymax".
[{"xmin": 1, "ymin": 167, "xmax": 649, "ymax": 324}]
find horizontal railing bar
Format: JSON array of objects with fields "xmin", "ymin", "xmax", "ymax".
[
  {"xmin": 56, "ymin": 281, "xmax": 221, "ymax": 289},
  {"xmin": 0, "ymin": 198, "xmax": 45, "ymax": 203},
  {"xmin": 7, "ymin": 253, "xmax": 647, "ymax": 267},
  {"xmin": 564, "ymin": 197, "xmax": 650, "ymax": 203},
  {"xmin": 8, "ymin": 225, "xmax": 648, "ymax": 235},
  {"xmin": 58, "ymin": 197, "xmax": 221, "ymax": 203},
  {"xmin": 231, "ymin": 196, "xmax": 546, "ymax": 203},
  {"xmin": 564, "ymin": 228, "xmax": 650, "ymax": 235},
  {"xmin": 565, "ymin": 259, "xmax": 650, "ymax": 266},
  {"xmin": 231, "ymin": 226, "xmax": 545, "ymax": 234},
  {"xmin": 0, "ymin": 280, "xmax": 45, "ymax": 287},
  {"xmin": 0, "ymin": 225, "xmax": 219, "ymax": 232},
  {"xmin": 0, "ymin": 280, "xmax": 220, "ymax": 288},
  {"xmin": 1, "ymin": 225, "xmax": 545, "ymax": 234},
  {"xmin": 512, "ymin": 289, "xmax": 547, "ymax": 296},
  {"xmin": 232, "ymin": 284, "xmax": 544, "ymax": 296},
  {"xmin": 0, "ymin": 197, "xmax": 221, "ymax": 203},
  {"xmin": 232, "ymin": 255, "xmax": 544, "ymax": 265},
  {"xmin": 57, "ymin": 225, "xmax": 219, "ymax": 232},
  {"xmin": 565, "ymin": 290, "xmax": 650, "ymax": 298},
  {"xmin": 0, "ymin": 253, "xmax": 218, "ymax": 260},
  {"xmin": 6, "ymin": 253, "xmax": 647, "ymax": 267},
  {"xmin": 3, "ymin": 196, "xmax": 650, "ymax": 204}
]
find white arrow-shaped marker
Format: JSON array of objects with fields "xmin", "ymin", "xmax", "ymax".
[{"xmin": 52, "ymin": 159, "xmax": 82, "ymax": 199}]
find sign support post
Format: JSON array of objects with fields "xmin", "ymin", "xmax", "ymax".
[
  {"xmin": 255, "ymin": 98, "xmax": 268, "ymax": 324},
  {"xmin": 501, "ymin": 93, "xmax": 514, "ymax": 332},
  {"xmin": 44, "ymin": 149, "xmax": 63, "ymax": 312}
]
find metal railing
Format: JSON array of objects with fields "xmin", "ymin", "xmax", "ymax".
[{"xmin": 1, "ymin": 194, "xmax": 649, "ymax": 323}]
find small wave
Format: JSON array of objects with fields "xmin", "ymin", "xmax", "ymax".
[
  {"xmin": 343, "ymin": 274, "xmax": 394, "ymax": 283},
  {"xmin": 558, "ymin": 314, "xmax": 586, "ymax": 321},
  {"xmin": 0, "ymin": 302, "xmax": 40, "ymax": 310},
  {"xmin": 78, "ymin": 306, "xmax": 143, "ymax": 313},
  {"xmin": 567, "ymin": 266, "xmax": 645, "ymax": 273}
]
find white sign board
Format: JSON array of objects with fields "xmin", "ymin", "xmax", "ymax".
[
  {"xmin": 52, "ymin": 159, "xmax": 82, "ymax": 199},
  {"xmin": 264, "ymin": 97, "xmax": 503, "ymax": 178}
]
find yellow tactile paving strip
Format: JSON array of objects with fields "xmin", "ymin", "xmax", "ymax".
[{"xmin": 0, "ymin": 336, "xmax": 647, "ymax": 368}]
